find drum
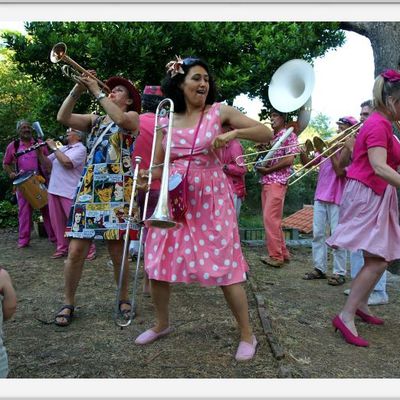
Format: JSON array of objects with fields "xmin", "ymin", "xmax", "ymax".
[{"xmin": 13, "ymin": 170, "xmax": 48, "ymax": 209}]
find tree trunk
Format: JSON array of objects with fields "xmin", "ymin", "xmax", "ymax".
[{"xmin": 340, "ymin": 22, "xmax": 400, "ymax": 77}]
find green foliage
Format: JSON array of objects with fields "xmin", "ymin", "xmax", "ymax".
[
  {"xmin": 0, "ymin": 22, "xmax": 345, "ymax": 152},
  {"xmin": 0, "ymin": 200, "xmax": 18, "ymax": 228},
  {"xmin": 308, "ymin": 112, "xmax": 336, "ymax": 139}
]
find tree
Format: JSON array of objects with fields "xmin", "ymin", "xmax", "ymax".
[
  {"xmin": 340, "ymin": 22, "xmax": 400, "ymax": 76},
  {"xmin": 1, "ymin": 21, "xmax": 345, "ymax": 132}
]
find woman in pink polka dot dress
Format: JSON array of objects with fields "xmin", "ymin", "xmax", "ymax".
[{"xmin": 135, "ymin": 56, "xmax": 272, "ymax": 361}]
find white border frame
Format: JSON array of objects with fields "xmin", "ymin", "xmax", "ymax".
[{"xmin": 1, "ymin": 2, "xmax": 400, "ymax": 399}]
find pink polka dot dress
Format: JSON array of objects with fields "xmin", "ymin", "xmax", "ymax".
[{"xmin": 144, "ymin": 102, "xmax": 249, "ymax": 286}]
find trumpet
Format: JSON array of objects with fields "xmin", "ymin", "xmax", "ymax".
[
  {"xmin": 288, "ymin": 122, "xmax": 362, "ymax": 186},
  {"xmin": 50, "ymin": 42, "xmax": 110, "ymax": 94}
]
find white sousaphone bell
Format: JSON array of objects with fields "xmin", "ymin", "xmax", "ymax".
[{"xmin": 268, "ymin": 59, "xmax": 315, "ymax": 113}]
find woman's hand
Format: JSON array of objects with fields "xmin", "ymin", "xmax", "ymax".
[
  {"xmin": 74, "ymin": 70, "xmax": 100, "ymax": 95},
  {"xmin": 212, "ymin": 129, "xmax": 237, "ymax": 149},
  {"xmin": 137, "ymin": 169, "xmax": 149, "ymax": 191}
]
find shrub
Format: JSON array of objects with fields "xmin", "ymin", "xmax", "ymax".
[{"xmin": 0, "ymin": 200, "xmax": 18, "ymax": 228}]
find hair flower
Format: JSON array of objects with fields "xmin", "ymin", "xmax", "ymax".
[
  {"xmin": 381, "ymin": 69, "xmax": 400, "ymax": 82},
  {"xmin": 165, "ymin": 55, "xmax": 185, "ymax": 77}
]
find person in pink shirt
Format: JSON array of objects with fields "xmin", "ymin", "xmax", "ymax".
[
  {"xmin": 219, "ymin": 134, "xmax": 247, "ymax": 219},
  {"xmin": 2, "ymin": 120, "xmax": 55, "ymax": 248},
  {"xmin": 327, "ymin": 69, "xmax": 400, "ymax": 347},
  {"xmin": 41, "ymin": 128, "xmax": 96, "ymax": 260},
  {"xmin": 256, "ymin": 109, "xmax": 299, "ymax": 268},
  {"xmin": 302, "ymin": 116, "xmax": 358, "ymax": 285}
]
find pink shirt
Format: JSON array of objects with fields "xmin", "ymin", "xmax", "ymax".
[
  {"xmin": 314, "ymin": 153, "xmax": 346, "ymax": 205},
  {"xmin": 347, "ymin": 112, "xmax": 400, "ymax": 195},
  {"xmin": 260, "ymin": 128, "xmax": 298, "ymax": 185},
  {"xmin": 131, "ymin": 113, "xmax": 161, "ymax": 190},
  {"xmin": 218, "ymin": 139, "xmax": 247, "ymax": 199},
  {"xmin": 3, "ymin": 138, "xmax": 48, "ymax": 173},
  {"xmin": 47, "ymin": 142, "xmax": 87, "ymax": 199}
]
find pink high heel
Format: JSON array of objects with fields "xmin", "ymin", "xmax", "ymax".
[
  {"xmin": 332, "ymin": 315, "xmax": 369, "ymax": 347},
  {"xmin": 356, "ymin": 309, "xmax": 384, "ymax": 325}
]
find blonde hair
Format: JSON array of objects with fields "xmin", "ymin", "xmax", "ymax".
[{"xmin": 373, "ymin": 74, "xmax": 400, "ymax": 117}]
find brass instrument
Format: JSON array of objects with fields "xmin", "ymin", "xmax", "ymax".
[
  {"xmin": 241, "ymin": 59, "xmax": 315, "ymax": 168},
  {"xmin": 288, "ymin": 122, "xmax": 362, "ymax": 186},
  {"xmin": 50, "ymin": 42, "xmax": 110, "ymax": 94},
  {"xmin": 114, "ymin": 156, "xmax": 142, "ymax": 328},
  {"xmin": 236, "ymin": 136, "xmax": 315, "ymax": 167},
  {"xmin": 143, "ymin": 98, "xmax": 177, "ymax": 229}
]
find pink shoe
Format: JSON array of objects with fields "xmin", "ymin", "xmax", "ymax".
[
  {"xmin": 235, "ymin": 335, "xmax": 258, "ymax": 361},
  {"xmin": 85, "ymin": 252, "xmax": 96, "ymax": 261},
  {"xmin": 332, "ymin": 315, "xmax": 369, "ymax": 347},
  {"xmin": 51, "ymin": 252, "xmax": 67, "ymax": 259},
  {"xmin": 134, "ymin": 327, "xmax": 173, "ymax": 345},
  {"xmin": 356, "ymin": 309, "xmax": 384, "ymax": 325}
]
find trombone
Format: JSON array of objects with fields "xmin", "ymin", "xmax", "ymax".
[
  {"xmin": 143, "ymin": 98, "xmax": 177, "ymax": 229},
  {"xmin": 236, "ymin": 137, "xmax": 315, "ymax": 167},
  {"xmin": 114, "ymin": 156, "xmax": 142, "ymax": 328},
  {"xmin": 50, "ymin": 42, "xmax": 111, "ymax": 94},
  {"xmin": 288, "ymin": 122, "xmax": 362, "ymax": 186}
]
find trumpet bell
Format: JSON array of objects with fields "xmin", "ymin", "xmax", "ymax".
[
  {"xmin": 50, "ymin": 42, "xmax": 67, "ymax": 63},
  {"xmin": 312, "ymin": 136, "xmax": 327, "ymax": 154},
  {"xmin": 268, "ymin": 59, "xmax": 315, "ymax": 113}
]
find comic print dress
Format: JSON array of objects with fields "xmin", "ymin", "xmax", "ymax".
[{"xmin": 65, "ymin": 116, "xmax": 136, "ymax": 240}]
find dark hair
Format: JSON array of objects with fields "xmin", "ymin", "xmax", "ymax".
[
  {"xmin": 360, "ymin": 99, "xmax": 373, "ymax": 108},
  {"xmin": 142, "ymin": 94, "xmax": 164, "ymax": 114},
  {"xmin": 269, "ymin": 108, "xmax": 287, "ymax": 121},
  {"xmin": 161, "ymin": 57, "xmax": 217, "ymax": 113}
]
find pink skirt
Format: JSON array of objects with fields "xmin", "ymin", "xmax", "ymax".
[{"xmin": 326, "ymin": 179, "xmax": 400, "ymax": 262}]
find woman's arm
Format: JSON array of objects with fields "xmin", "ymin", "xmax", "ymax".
[
  {"xmin": 369, "ymin": 147, "xmax": 400, "ymax": 188},
  {"xmin": 213, "ymin": 104, "xmax": 273, "ymax": 148},
  {"xmin": 76, "ymin": 76, "xmax": 139, "ymax": 133},
  {"xmin": 57, "ymin": 83, "xmax": 95, "ymax": 132}
]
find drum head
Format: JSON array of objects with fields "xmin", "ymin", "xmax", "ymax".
[{"xmin": 13, "ymin": 170, "xmax": 35, "ymax": 185}]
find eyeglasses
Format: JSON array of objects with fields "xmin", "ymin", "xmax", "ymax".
[{"xmin": 360, "ymin": 112, "xmax": 369, "ymax": 117}]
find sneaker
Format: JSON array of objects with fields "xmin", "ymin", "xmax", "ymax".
[
  {"xmin": 368, "ymin": 291, "xmax": 389, "ymax": 306},
  {"xmin": 343, "ymin": 288, "xmax": 351, "ymax": 296},
  {"xmin": 107, "ymin": 260, "xmax": 114, "ymax": 268}
]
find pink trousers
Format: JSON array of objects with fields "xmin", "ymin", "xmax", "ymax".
[
  {"xmin": 17, "ymin": 191, "xmax": 55, "ymax": 247},
  {"xmin": 261, "ymin": 183, "xmax": 290, "ymax": 262},
  {"xmin": 48, "ymin": 193, "xmax": 96, "ymax": 256}
]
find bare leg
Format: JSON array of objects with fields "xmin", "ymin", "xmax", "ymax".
[
  {"xmin": 107, "ymin": 239, "xmax": 130, "ymax": 312},
  {"xmin": 56, "ymin": 238, "xmax": 91, "ymax": 323},
  {"xmin": 149, "ymin": 279, "xmax": 171, "ymax": 332},
  {"xmin": 340, "ymin": 255, "xmax": 387, "ymax": 335},
  {"xmin": 221, "ymin": 283, "xmax": 253, "ymax": 343}
]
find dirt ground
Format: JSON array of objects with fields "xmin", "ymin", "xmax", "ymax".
[{"xmin": 1, "ymin": 227, "xmax": 400, "ymax": 380}]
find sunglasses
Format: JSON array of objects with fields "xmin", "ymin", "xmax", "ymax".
[
  {"xmin": 182, "ymin": 57, "xmax": 200, "ymax": 66},
  {"xmin": 360, "ymin": 112, "xmax": 369, "ymax": 117}
]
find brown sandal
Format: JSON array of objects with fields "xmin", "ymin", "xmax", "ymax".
[
  {"xmin": 303, "ymin": 269, "xmax": 326, "ymax": 280},
  {"xmin": 327, "ymin": 274, "xmax": 346, "ymax": 286}
]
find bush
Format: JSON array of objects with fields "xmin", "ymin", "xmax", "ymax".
[{"xmin": 0, "ymin": 200, "xmax": 18, "ymax": 228}]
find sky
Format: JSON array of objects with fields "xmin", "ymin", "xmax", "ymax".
[
  {"xmin": 0, "ymin": 21, "xmax": 375, "ymax": 130},
  {"xmin": 233, "ymin": 30, "xmax": 375, "ymax": 129}
]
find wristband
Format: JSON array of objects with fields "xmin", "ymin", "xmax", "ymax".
[{"xmin": 96, "ymin": 92, "xmax": 107, "ymax": 102}]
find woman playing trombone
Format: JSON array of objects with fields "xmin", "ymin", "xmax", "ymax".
[
  {"xmin": 54, "ymin": 73, "xmax": 141, "ymax": 326},
  {"xmin": 135, "ymin": 56, "xmax": 272, "ymax": 361}
]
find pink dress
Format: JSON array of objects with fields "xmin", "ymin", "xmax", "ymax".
[{"xmin": 144, "ymin": 103, "xmax": 249, "ymax": 286}]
